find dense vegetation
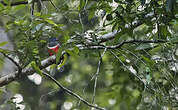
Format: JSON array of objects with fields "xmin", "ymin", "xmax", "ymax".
[{"xmin": 0, "ymin": 0, "xmax": 178, "ymax": 110}]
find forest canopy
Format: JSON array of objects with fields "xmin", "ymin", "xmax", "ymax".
[{"xmin": 0, "ymin": 0, "xmax": 178, "ymax": 110}]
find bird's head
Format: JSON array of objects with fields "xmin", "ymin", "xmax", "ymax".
[{"xmin": 47, "ymin": 37, "xmax": 60, "ymax": 56}]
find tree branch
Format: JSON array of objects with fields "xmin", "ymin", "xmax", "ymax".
[
  {"xmin": 1, "ymin": 53, "xmax": 21, "ymax": 71},
  {"xmin": 0, "ymin": 1, "xmax": 28, "ymax": 6},
  {"xmin": 91, "ymin": 48, "xmax": 107, "ymax": 109},
  {"xmin": 79, "ymin": 39, "xmax": 167, "ymax": 50},
  {"xmin": 0, "ymin": 0, "xmax": 49, "ymax": 6},
  {"xmin": 124, "ymin": 39, "xmax": 167, "ymax": 43},
  {"xmin": 97, "ymin": 30, "xmax": 118, "ymax": 43},
  {"xmin": 0, "ymin": 55, "xmax": 56, "ymax": 87},
  {"xmin": 49, "ymin": 0, "xmax": 59, "ymax": 11},
  {"xmin": 0, "ymin": 52, "xmax": 105, "ymax": 109},
  {"xmin": 0, "ymin": 39, "xmax": 168, "ymax": 87},
  {"xmin": 42, "ymin": 71, "xmax": 106, "ymax": 110}
]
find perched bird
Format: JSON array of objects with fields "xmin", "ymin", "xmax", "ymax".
[
  {"xmin": 47, "ymin": 37, "xmax": 60, "ymax": 56},
  {"xmin": 47, "ymin": 37, "xmax": 64, "ymax": 75}
]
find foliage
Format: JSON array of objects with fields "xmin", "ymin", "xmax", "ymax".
[{"xmin": 0, "ymin": 0, "xmax": 178, "ymax": 110}]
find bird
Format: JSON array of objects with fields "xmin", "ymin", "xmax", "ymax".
[
  {"xmin": 47, "ymin": 37, "xmax": 64, "ymax": 75},
  {"xmin": 47, "ymin": 37, "xmax": 60, "ymax": 56}
]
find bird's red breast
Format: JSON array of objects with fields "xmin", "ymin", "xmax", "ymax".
[{"xmin": 47, "ymin": 44, "xmax": 60, "ymax": 56}]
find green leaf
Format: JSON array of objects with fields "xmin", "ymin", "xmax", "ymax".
[
  {"xmin": 56, "ymin": 47, "xmax": 63, "ymax": 64},
  {"xmin": 32, "ymin": 48, "xmax": 39, "ymax": 54},
  {"xmin": 88, "ymin": 11, "xmax": 95, "ymax": 20},
  {"xmin": 79, "ymin": 0, "xmax": 85, "ymax": 10},
  {"xmin": 50, "ymin": 64, "xmax": 57, "ymax": 70},
  {"xmin": 30, "ymin": 61, "xmax": 43, "ymax": 76},
  {"xmin": 66, "ymin": 49, "xmax": 74, "ymax": 56},
  {"xmin": 58, "ymin": 54, "xmax": 68, "ymax": 68},
  {"xmin": 170, "ymin": 35, "xmax": 178, "ymax": 43},
  {"xmin": 0, "ymin": 3, "xmax": 5, "ymax": 10},
  {"xmin": 135, "ymin": 44, "xmax": 152, "ymax": 50},
  {"xmin": 0, "ymin": 48, "xmax": 10, "ymax": 54},
  {"xmin": 14, "ymin": 19, "xmax": 24, "ymax": 26},
  {"xmin": 65, "ymin": 47, "xmax": 79, "ymax": 57},
  {"xmin": 12, "ymin": 5, "xmax": 26, "ymax": 13},
  {"xmin": 118, "ymin": 56, "xmax": 125, "ymax": 62},
  {"xmin": 141, "ymin": 56, "xmax": 154, "ymax": 65},
  {"xmin": 160, "ymin": 25, "xmax": 171, "ymax": 38},
  {"xmin": 149, "ymin": 45, "xmax": 161, "ymax": 54},
  {"xmin": 57, "ymin": 24, "xmax": 64, "ymax": 27},
  {"xmin": 45, "ymin": 19, "xmax": 58, "ymax": 27},
  {"xmin": 0, "ymin": 57, "xmax": 4, "ymax": 70},
  {"xmin": 40, "ymin": 40, "xmax": 46, "ymax": 43},
  {"xmin": 73, "ymin": 46, "xmax": 79, "ymax": 54},
  {"xmin": 34, "ymin": 12, "xmax": 41, "ymax": 17},
  {"xmin": 0, "ymin": 41, "xmax": 8, "ymax": 47},
  {"xmin": 132, "ymin": 89, "xmax": 140, "ymax": 97},
  {"xmin": 112, "ymin": 22, "xmax": 118, "ymax": 32},
  {"xmin": 3, "ymin": 0, "xmax": 10, "ymax": 5},
  {"xmin": 116, "ymin": 5, "xmax": 124, "ymax": 13}
]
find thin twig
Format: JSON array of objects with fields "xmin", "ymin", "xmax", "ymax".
[
  {"xmin": 84, "ymin": 0, "xmax": 88, "ymax": 9},
  {"xmin": 91, "ymin": 48, "xmax": 107, "ymax": 109},
  {"xmin": 1, "ymin": 53, "xmax": 22, "ymax": 73},
  {"xmin": 121, "ymin": 48, "xmax": 147, "ymax": 66},
  {"xmin": 116, "ymin": 49, "xmax": 149, "ymax": 89},
  {"xmin": 142, "ymin": 49, "xmax": 177, "ymax": 88},
  {"xmin": 42, "ymin": 71, "xmax": 106, "ymax": 110},
  {"xmin": 31, "ymin": 0, "xmax": 35, "ymax": 16},
  {"xmin": 110, "ymin": 50, "xmax": 143, "ymax": 82},
  {"xmin": 49, "ymin": 0, "xmax": 59, "ymax": 11},
  {"xmin": 110, "ymin": 50, "xmax": 157, "ymax": 93},
  {"xmin": 39, "ymin": 0, "xmax": 44, "ymax": 10},
  {"xmin": 39, "ymin": 0, "xmax": 48, "ymax": 14},
  {"xmin": 79, "ymin": 12, "xmax": 84, "ymax": 33},
  {"xmin": 118, "ymin": 49, "xmax": 146, "ymax": 78}
]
